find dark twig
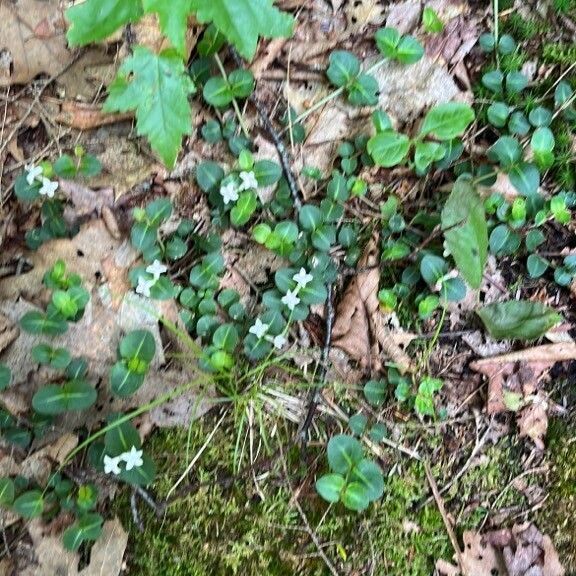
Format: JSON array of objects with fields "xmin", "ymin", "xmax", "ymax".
[
  {"xmin": 297, "ymin": 282, "xmax": 335, "ymax": 443},
  {"xmin": 130, "ymin": 490, "xmax": 144, "ymax": 532},
  {"xmin": 229, "ymin": 49, "xmax": 302, "ymax": 210},
  {"xmin": 134, "ymin": 485, "xmax": 165, "ymax": 517}
]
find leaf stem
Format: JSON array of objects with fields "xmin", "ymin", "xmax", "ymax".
[{"xmin": 214, "ymin": 54, "xmax": 250, "ymax": 139}]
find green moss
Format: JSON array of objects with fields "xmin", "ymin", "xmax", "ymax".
[
  {"xmin": 503, "ymin": 14, "xmax": 549, "ymax": 40},
  {"xmin": 553, "ymin": 0, "xmax": 576, "ymax": 17},
  {"xmin": 111, "ymin": 414, "xmax": 534, "ymax": 576},
  {"xmin": 542, "ymin": 43, "xmax": 576, "ymax": 67},
  {"xmin": 535, "ymin": 418, "xmax": 576, "ymax": 573}
]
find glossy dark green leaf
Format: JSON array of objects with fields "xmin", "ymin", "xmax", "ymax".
[
  {"xmin": 32, "ymin": 380, "xmax": 97, "ymax": 415},
  {"xmin": 110, "ymin": 363, "xmax": 146, "ymax": 397},
  {"xmin": 367, "ymin": 131, "xmax": 410, "ymax": 167},
  {"xmin": 364, "ymin": 379, "xmax": 387, "ymax": 406},
  {"xmin": 419, "ymin": 103, "xmax": 475, "ymax": 140},
  {"xmin": 203, "ymin": 77, "xmax": 233, "ymax": 107},
  {"xmin": 13, "ymin": 490, "xmax": 44, "ymax": 518},
  {"xmin": 196, "ymin": 161, "xmax": 224, "ymax": 192},
  {"xmin": 0, "ymin": 364, "xmax": 11, "ymax": 391},
  {"xmin": 477, "ymin": 301, "xmax": 562, "ymax": 340},
  {"xmin": 341, "ymin": 482, "xmax": 370, "ymax": 511},
  {"xmin": 315, "ymin": 473, "xmax": 345, "ymax": 503},
  {"xmin": 119, "ymin": 329, "xmax": 155, "ymax": 362},
  {"xmin": 20, "ymin": 311, "xmax": 68, "ymax": 335},
  {"xmin": 509, "ymin": 162, "xmax": 540, "ymax": 196},
  {"xmin": 327, "ymin": 434, "xmax": 363, "ymax": 474},
  {"xmin": 326, "ymin": 50, "xmax": 360, "ymax": 87},
  {"xmin": 350, "ymin": 459, "xmax": 384, "ymax": 501},
  {"xmin": 0, "ymin": 478, "xmax": 15, "ymax": 505},
  {"xmin": 442, "ymin": 180, "xmax": 488, "ymax": 288},
  {"xmin": 62, "ymin": 513, "xmax": 103, "ymax": 551}
]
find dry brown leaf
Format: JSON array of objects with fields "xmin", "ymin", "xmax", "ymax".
[
  {"xmin": 517, "ymin": 394, "xmax": 548, "ymax": 450},
  {"xmin": 0, "ymin": 312, "xmax": 19, "ymax": 353},
  {"xmin": 16, "ymin": 517, "xmax": 127, "ymax": 576},
  {"xmin": 437, "ymin": 524, "xmax": 565, "ymax": 576},
  {"xmin": 332, "ymin": 235, "xmax": 415, "ymax": 373},
  {"xmin": 386, "ymin": 0, "xmax": 421, "ymax": 34},
  {"xmin": 0, "ymin": 0, "xmax": 71, "ymax": 86},
  {"xmin": 89, "ymin": 130, "xmax": 163, "ymax": 200},
  {"xmin": 59, "ymin": 180, "xmax": 115, "ymax": 218},
  {"xmin": 345, "ymin": 0, "xmax": 385, "ymax": 31},
  {"xmin": 55, "ymin": 101, "xmax": 133, "ymax": 130},
  {"xmin": 470, "ymin": 343, "xmax": 576, "ymax": 414},
  {"xmin": 436, "ymin": 529, "xmax": 507, "ymax": 575}
]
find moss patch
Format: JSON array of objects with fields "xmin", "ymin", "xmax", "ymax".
[
  {"xmin": 535, "ymin": 418, "xmax": 576, "ymax": 573},
  {"xmin": 111, "ymin": 414, "xmax": 535, "ymax": 575}
]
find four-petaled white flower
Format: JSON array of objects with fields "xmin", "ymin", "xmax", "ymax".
[
  {"xmin": 238, "ymin": 171, "xmax": 258, "ymax": 191},
  {"xmin": 146, "ymin": 259, "xmax": 167, "ymax": 280},
  {"xmin": 281, "ymin": 289, "xmax": 301, "ymax": 311},
  {"xmin": 220, "ymin": 181, "xmax": 239, "ymax": 205},
  {"xmin": 25, "ymin": 164, "xmax": 43, "ymax": 185},
  {"xmin": 249, "ymin": 318, "xmax": 269, "ymax": 339},
  {"xmin": 103, "ymin": 454, "xmax": 121, "ymax": 475},
  {"xmin": 293, "ymin": 268, "xmax": 313, "ymax": 289},
  {"xmin": 39, "ymin": 177, "xmax": 58, "ymax": 198},
  {"xmin": 121, "ymin": 446, "xmax": 144, "ymax": 471},
  {"xmin": 136, "ymin": 275, "xmax": 155, "ymax": 297},
  {"xmin": 272, "ymin": 334, "xmax": 286, "ymax": 349}
]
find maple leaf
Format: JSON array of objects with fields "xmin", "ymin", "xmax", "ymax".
[
  {"xmin": 66, "ymin": 0, "xmax": 143, "ymax": 46},
  {"xmin": 143, "ymin": 0, "xmax": 194, "ymax": 56},
  {"xmin": 190, "ymin": 0, "xmax": 294, "ymax": 60},
  {"xmin": 103, "ymin": 47, "xmax": 196, "ymax": 168}
]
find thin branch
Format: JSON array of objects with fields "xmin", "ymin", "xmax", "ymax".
[
  {"xmin": 229, "ymin": 48, "xmax": 303, "ymax": 209},
  {"xmin": 424, "ymin": 460, "xmax": 465, "ymax": 575},
  {"xmin": 297, "ymin": 282, "xmax": 335, "ymax": 443}
]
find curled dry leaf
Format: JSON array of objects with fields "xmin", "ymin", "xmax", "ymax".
[
  {"xmin": 12, "ymin": 517, "xmax": 128, "ymax": 576},
  {"xmin": 332, "ymin": 235, "xmax": 415, "ymax": 373},
  {"xmin": 436, "ymin": 523, "xmax": 565, "ymax": 576},
  {"xmin": 470, "ymin": 343, "xmax": 576, "ymax": 448},
  {"xmin": 470, "ymin": 343, "xmax": 576, "ymax": 414},
  {"xmin": 0, "ymin": 0, "xmax": 71, "ymax": 86},
  {"xmin": 517, "ymin": 393, "xmax": 549, "ymax": 450}
]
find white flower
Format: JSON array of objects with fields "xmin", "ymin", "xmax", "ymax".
[
  {"xmin": 249, "ymin": 318, "xmax": 269, "ymax": 339},
  {"xmin": 136, "ymin": 275, "xmax": 155, "ymax": 297},
  {"xmin": 293, "ymin": 268, "xmax": 313, "ymax": 289},
  {"xmin": 25, "ymin": 164, "xmax": 43, "ymax": 185},
  {"xmin": 238, "ymin": 171, "xmax": 258, "ymax": 191},
  {"xmin": 220, "ymin": 181, "xmax": 239, "ymax": 205},
  {"xmin": 272, "ymin": 334, "xmax": 286, "ymax": 349},
  {"xmin": 281, "ymin": 289, "xmax": 301, "ymax": 311},
  {"xmin": 121, "ymin": 446, "xmax": 144, "ymax": 471},
  {"xmin": 103, "ymin": 454, "xmax": 121, "ymax": 475},
  {"xmin": 146, "ymin": 259, "xmax": 167, "ymax": 280},
  {"xmin": 39, "ymin": 177, "xmax": 58, "ymax": 198}
]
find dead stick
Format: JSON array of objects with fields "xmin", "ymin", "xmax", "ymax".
[
  {"xmin": 424, "ymin": 460, "xmax": 465, "ymax": 575},
  {"xmin": 297, "ymin": 282, "xmax": 335, "ymax": 443},
  {"xmin": 229, "ymin": 48, "xmax": 302, "ymax": 210}
]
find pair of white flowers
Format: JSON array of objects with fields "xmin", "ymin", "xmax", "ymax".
[
  {"xmin": 103, "ymin": 446, "xmax": 143, "ymax": 475},
  {"xmin": 248, "ymin": 268, "xmax": 314, "ymax": 349},
  {"xmin": 280, "ymin": 267, "xmax": 313, "ymax": 312},
  {"xmin": 25, "ymin": 164, "xmax": 58, "ymax": 198},
  {"xmin": 248, "ymin": 318, "xmax": 287, "ymax": 350},
  {"xmin": 136, "ymin": 259, "xmax": 168, "ymax": 298},
  {"xmin": 219, "ymin": 170, "xmax": 258, "ymax": 205}
]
